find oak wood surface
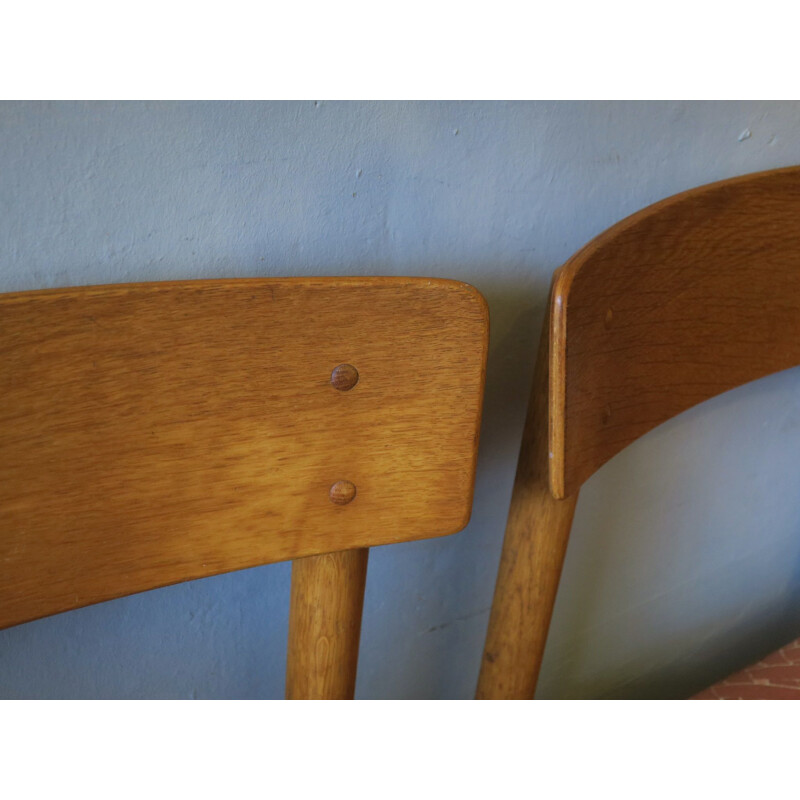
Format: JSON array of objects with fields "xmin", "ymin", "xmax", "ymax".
[
  {"xmin": 286, "ymin": 548, "xmax": 369, "ymax": 699},
  {"xmin": 476, "ymin": 300, "xmax": 578, "ymax": 699},
  {"xmin": 550, "ymin": 166, "xmax": 800, "ymax": 498},
  {"xmin": 0, "ymin": 277, "xmax": 488, "ymax": 631}
]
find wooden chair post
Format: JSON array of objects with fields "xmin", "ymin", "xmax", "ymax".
[
  {"xmin": 286, "ymin": 548, "xmax": 369, "ymax": 699},
  {"xmin": 476, "ymin": 299, "xmax": 578, "ymax": 699}
]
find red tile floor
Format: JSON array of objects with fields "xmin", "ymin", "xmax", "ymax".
[{"xmin": 692, "ymin": 638, "xmax": 800, "ymax": 699}]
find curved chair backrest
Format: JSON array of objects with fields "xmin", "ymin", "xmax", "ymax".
[
  {"xmin": 478, "ymin": 166, "xmax": 800, "ymax": 699},
  {"xmin": 0, "ymin": 276, "xmax": 488, "ymax": 699},
  {"xmin": 551, "ymin": 166, "xmax": 800, "ymax": 498}
]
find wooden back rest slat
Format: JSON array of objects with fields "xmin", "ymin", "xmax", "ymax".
[
  {"xmin": 0, "ymin": 277, "xmax": 488, "ymax": 630},
  {"xmin": 550, "ymin": 166, "xmax": 800, "ymax": 498}
]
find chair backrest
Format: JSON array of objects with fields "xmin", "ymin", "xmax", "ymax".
[
  {"xmin": 478, "ymin": 166, "xmax": 800, "ymax": 699},
  {"xmin": 550, "ymin": 165, "xmax": 800, "ymax": 498},
  {"xmin": 0, "ymin": 276, "xmax": 489, "ymax": 698}
]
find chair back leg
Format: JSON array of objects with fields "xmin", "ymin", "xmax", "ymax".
[
  {"xmin": 286, "ymin": 548, "xmax": 369, "ymax": 699},
  {"xmin": 477, "ymin": 310, "xmax": 578, "ymax": 699}
]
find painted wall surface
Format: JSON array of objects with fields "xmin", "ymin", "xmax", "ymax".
[{"xmin": 1, "ymin": 101, "xmax": 800, "ymax": 699}]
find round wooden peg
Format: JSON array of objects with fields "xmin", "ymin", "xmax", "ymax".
[
  {"xmin": 329, "ymin": 480, "xmax": 357, "ymax": 505},
  {"xmin": 331, "ymin": 364, "xmax": 359, "ymax": 391}
]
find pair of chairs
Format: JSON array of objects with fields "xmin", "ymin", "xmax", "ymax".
[{"xmin": 3, "ymin": 166, "xmax": 800, "ymax": 699}]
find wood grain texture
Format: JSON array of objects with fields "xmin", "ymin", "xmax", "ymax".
[
  {"xmin": 476, "ymin": 299, "xmax": 578, "ymax": 698},
  {"xmin": 0, "ymin": 277, "xmax": 488, "ymax": 630},
  {"xmin": 550, "ymin": 166, "xmax": 800, "ymax": 498},
  {"xmin": 286, "ymin": 548, "xmax": 369, "ymax": 699}
]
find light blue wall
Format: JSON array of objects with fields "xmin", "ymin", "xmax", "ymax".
[{"xmin": 2, "ymin": 101, "xmax": 800, "ymax": 698}]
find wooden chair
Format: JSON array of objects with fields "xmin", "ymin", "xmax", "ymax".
[
  {"xmin": 477, "ymin": 166, "xmax": 800, "ymax": 699},
  {"xmin": 0, "ymin": 276, "xmax": 488, "ymax": 699}
]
